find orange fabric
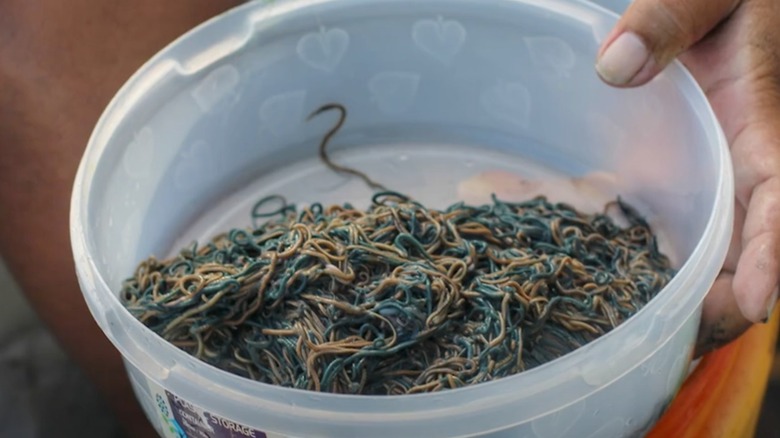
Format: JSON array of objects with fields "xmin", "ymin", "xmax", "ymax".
[{"xmin": 648, "ymin": 309, "xmax": 780, "ymax": 437}]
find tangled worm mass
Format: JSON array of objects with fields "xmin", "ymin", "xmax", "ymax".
[
  {"xmin": 120, "ymin": 191, "xmax": 674, "ymax": 395},
  {"xmin": 120, "ymin": 103, "xmax": 675, "ymax": 394}
]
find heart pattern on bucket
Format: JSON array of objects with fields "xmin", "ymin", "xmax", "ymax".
[
  {"xmin": 259, "ymin": 89, "xmax": 307, "ymax": 138},
  {"xmin": 523, "ymin": 37, "xmax": 576, "ymax": 77},
  {"xmin": 122, "ymin": 127, "xmax": 155, "ymax": 179},
  {"xmin": 121, "ymin": 209, "xmax": 143, "ymax": 257},
  {"xmin": 368, "ymin": 71, "xmax": 421, "ymax": 115},
  {"xmin": 174, "ymin": 140, "xmax": 222, "ymax": 190},
  {"xmin": 191, "ymin": 64, "xmax": 241, "ymax": 112},
  {"xmin": 296, "ymin": 27, "xmax": 350, "ymax": 72},
  {"xmin": 412, "ymin": 16, "xmax": 466, "ymax": 63},
  {"xmin": 480, "ymin": 81, "xmax": 532, "ymax": 128}
]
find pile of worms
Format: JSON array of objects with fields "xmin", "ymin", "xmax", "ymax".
[{"xmin": 119, "ymin": 104, "xmax": 676, "ymax": 395}]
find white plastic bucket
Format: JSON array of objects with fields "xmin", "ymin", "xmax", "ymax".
[{"xmin": 70, "ymin": 0, "xmax": 733, "ymax": 437}]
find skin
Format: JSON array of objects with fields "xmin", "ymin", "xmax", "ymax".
[
  {"xmin": 0, "ymin": 1, "xmax": 241, "ymax": 436},
  {"xmin": 600, "ymin": 0, "xmax": 780, "ymax": 356},
  {"xmin": 0, "ymin": 0, "xmax": 777, "ymax": 435}
]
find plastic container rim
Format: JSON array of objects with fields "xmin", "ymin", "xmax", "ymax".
[{"xmin": 69, "ymin": 0, "xmax": 734, "ymax": 420}]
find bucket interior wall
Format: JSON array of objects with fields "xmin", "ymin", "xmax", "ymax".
[{"xmin": 87, "ymin": 0, "xmax": 717, "ymax": 290}]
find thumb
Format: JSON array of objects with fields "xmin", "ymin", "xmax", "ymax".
[{"xmin": 595, "ymin": 0, "xmax": 741, "ymax": 87}]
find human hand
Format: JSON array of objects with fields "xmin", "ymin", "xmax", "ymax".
[
  {"xmin": 459, "ymin": 0, "xmax": 780, "ymax": 357},
  {"xmin": 595, "ymin": 0, "xmax": 780, "ymax": 355}
]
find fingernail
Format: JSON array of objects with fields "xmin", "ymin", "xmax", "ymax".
[
  {"xmin": 764, "ymin": 287, "xmax": 778, "ymax": 323},
  {"xmin": 596, "ymin": 32, "xmax": 650, "ymax": 86}
]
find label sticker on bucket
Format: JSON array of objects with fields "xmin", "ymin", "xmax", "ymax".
[{"xmin": 148, "ymin": 379, "xmax": 274, "ymax": 438}]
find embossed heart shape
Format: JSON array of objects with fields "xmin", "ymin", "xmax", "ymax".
[
  {"xmin": 368, "ymin": 71, "xmax": 421, "ymax": 114},
  {"xmin": 122, "ymin": 127, "xmax": 155, "ymax": 179},
  {"xmin": 120, "ymin": 209, "xmax": 143, "ymax": 255},
  {"xmin": 191, "ymin": 65, "xmax": 241, "ymax": 112},
  {"xmin": 480, "ymin": 81, "xmax": 532, "ymax": 128},
  {"xmin": 412, "ymin": 17, "xmax": 466, "ymax": 63},
  {"xmin": 296, "ymin": 27, "xmax": 350, "ymax": 72},
  {"xmin": 174, "ymin": 140, "xmax": 222, "ymax": 190},
  {"xmin": 524, "ymin": 37, "xmax": 576, "ymax": 77},
  {"xmin": 258, "ymin": 90, "xmax": 307, "ymax": 137}
]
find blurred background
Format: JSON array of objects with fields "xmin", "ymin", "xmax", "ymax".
[
  {"xmin": 1, "ymin": 254, "xmax": 779, "ymax": 437},
  {"xmin": 0, "ymin": 256, "xmax": 122, "ymax": 437}
]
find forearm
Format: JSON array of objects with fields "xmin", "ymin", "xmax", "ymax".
[{"xmin": 0, "ymin": 1, "xmax": 241, "ymax": 436}]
